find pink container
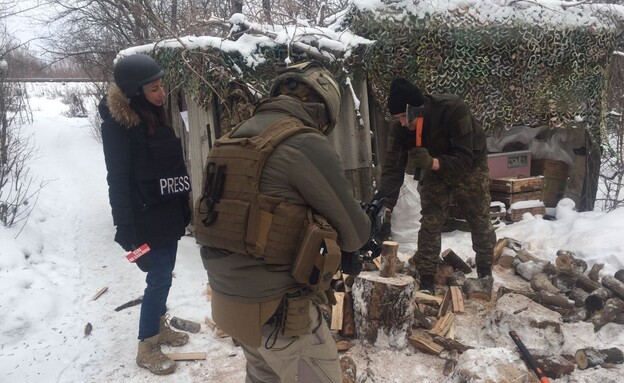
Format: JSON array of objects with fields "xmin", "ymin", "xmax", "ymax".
[{"xmin": 487, "ymin": 150, "xmax": 531, "ymax": 178}]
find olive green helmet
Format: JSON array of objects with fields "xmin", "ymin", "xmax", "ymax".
[{"xmin": 270, "ymin": 61, "xmax": 341, "ymax": 135}]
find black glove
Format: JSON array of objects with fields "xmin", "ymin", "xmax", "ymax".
[
  {"xmin": 341, "ymin": 251, "xmax": 362, "ymax": 276},
  {"xmin": 409, "ymin": 147, "xmax": 434, "ymax": 170},
  {"xmin": 114, "ymin": 224, "xmax": 137, "ymax": 252}
]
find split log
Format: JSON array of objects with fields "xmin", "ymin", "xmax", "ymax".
[
  {"xmin": 592, "ymin": 298, "xmax": 624, "ymax": 332},
  {"xmin": 170, "ymin": 317, "xmax": 201, "ymax": 333},
  {"xmin": 567, "ymin": 288, "xmax": 590, "ymax": 307},
  {"xmin": 584, "ymin": 287, "xmax": 613, "ymax": 314},
  {"xmin": 530, "ymin": 273, "xmax": 560, "ymax": 295},
  {"xmin": 575, "ymin": 347, "xmax": 624, "ymax": 370},
  {"xmin": 413, "ymin": 305, "xmax": 435, "ymax": 330},
  {"xmin": 418, "ymin": 303, "xmax": 440, "ymax": 318},
  {"xmin": 450, "ymin": 286, "xmax": 465, "ymax": 313},
  {"xmin": 438, "ymin": 288, "xmax": 452, "ymax": 317},
  {"xmin": 353, "ymin": 273, "xmax": 415, "ymax": 348},
  {"xmin": 414, "ymin": 292, "xmax": 443, "ymax": 307},
  {"xmin": 431, "ymin": 334, "xmax": 473, "ymax": 353},
  {"xmin": 331, "ymin": 292, "xmax": 345, "ymax": 331},
  {"xmin": 441, "ymin": 249, "xmax": 472, "ymax": 274},
  {"xmin": 340, "ymin": 355, "xmax": 357, "ymax": 383},
  {"xmin": 336, "ymin": 340, "xmax": 354, "ymax": 352},
  {"xmin": 429, "ymin": 312, "xmax": 454, "ymax": 337},
  {"xmin": 530, "ymin": 350, "xmax": 576, "ymax": 378},
  {"xmin": 515, "ymin": 249, "xmax": 542, "ymax": 263},
  {"xmin": 114, "ymin": 296, "xmax": 143, "ymax": 312},
  {"xmin": 555, "ymin": 250, "xmax": 588, "ymax": 274},
  {"xmin": 166, "ymin": 352, "xmax": 207, "ymax": 361},
  {"xmin": 339, "ymin": 292, "xmax": 356, "ymax": 338},
  {"xmin": 615, "ymin": 269, "xmax": 624, "ymax": 283},
  {"xmin": 379, "ymin": 241, "xmax": 399, "ymax": 278},
  {"xmin": 496, "ymin": 249, "xmax": 516, "ymax": 269},
  {"xmin": 492, "ymin": 238, "xmax": 509, "ymax": 265},
  {"xmin": 588, "ymin": 263, "xmax": 604, "ymax": 282},
  {"xmin": 601, "ymin": 276, "xmax": 624, "ymax": 300},
  {"xmin": 408, "ymin": 330, "xmax": 444, "ymax": 355},
  {"xmin": 463, "ymin": 276, "xmax": 493, "ymax": 301}
]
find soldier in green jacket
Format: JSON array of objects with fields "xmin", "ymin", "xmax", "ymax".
[
  {"xmin": 195, "ymin": 62, "xmax": 370, "ymax": 383},
  {"xmin": 374, "ymin": 77, "xmax": 496, "ymax": 292}
]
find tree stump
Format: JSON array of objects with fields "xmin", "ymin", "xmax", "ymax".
[
  {"xmin": 352, "ymin": 272, "xmax": 416, "ymax": 349},
  {"xmin": 575, "ymin": 347, "xmax": 624, "ymax": 369},
  {"xmin": 379, "ymin": 241, "xmax": 399, "ymax": 278}
]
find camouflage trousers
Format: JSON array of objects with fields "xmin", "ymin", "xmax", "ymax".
[{"xmin": 414, "ymin": 163, "xmax": 496, "ymax": 276}]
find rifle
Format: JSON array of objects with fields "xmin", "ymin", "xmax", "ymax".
[{"xmin": 509, "ymin": 330, "xmax": 551, "ymax": 383}]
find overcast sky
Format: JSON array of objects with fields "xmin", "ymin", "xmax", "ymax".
[{"xmin": 4, "ymin": 0, "xmax": 53, "ymax": 52}]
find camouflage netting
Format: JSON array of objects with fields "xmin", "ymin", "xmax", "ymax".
[
  {"xmin": 151, "ymin": 44, "xmax": 358, "ymax": 133},
  {"xmin": 346, "ymin": 9, "xmax": 618, "ymax": 137}
]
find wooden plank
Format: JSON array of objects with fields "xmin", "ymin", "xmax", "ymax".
[
  {"xmin": 429, "ymin": 312, "xmax": 455, "ymax": 337},
  {"xmin": 331, "ymin": 292, "xmax": 345, "ymax": 330},
  {"xmin": 166, "ymin": 352, "xmax": 207, "ymax": 361},
  {"xmin": 204, "ymin": 317, "xmax": 217, "ymax": 331},
  {"xmin": 450, "ymin": 286, "xmax": 465, "ymax": 313},
  {"xmin": 490, "ymin": 190, "xmax": 544, "ymax": 207},
  {"xmin": 415, "ymin": 292, "xmax": 443, "ymax": 307},
  {"xmin": 489, "ymin": 176, "xmax": 544, "ymax": 193},
  {"xmin": 507, "ymin": 205, "xmax": 546, "ymax": 222},
  {"xmin": 408, "ymin": 331, "xmax": 444, "ymax": 355},
  {"xmin": 90, "ymin": 287, "xmax": 108, "ymax": 301},
  {"xmin": 438, "ymin": 288, "xmax": 452, "ymax": 317}
]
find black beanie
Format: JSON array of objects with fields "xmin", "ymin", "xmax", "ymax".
[{"xmin": 387, "ymin": 78, "xmax": 425, "ymax": 115}]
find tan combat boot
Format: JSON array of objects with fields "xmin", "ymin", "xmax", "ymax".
[
  {"xmin": 136, "ymin": 334, "xmax": 176, "ymax": 375},
  {"xmin": 159, "ymin": 315, "xmax": 189, "ymax": 347}
]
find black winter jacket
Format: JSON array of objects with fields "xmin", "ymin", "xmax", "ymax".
[
  {"xmin": 99, "ymin": 84, "xmax": 190, "ymax": 250},
  {"xmin": 376, "ymin": 94, "xmax": 487, "ymax": 208}
]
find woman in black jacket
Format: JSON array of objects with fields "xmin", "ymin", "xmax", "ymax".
[{"xmin": 99, "ymin": 54, "xmax": 191, "ymax": 375}]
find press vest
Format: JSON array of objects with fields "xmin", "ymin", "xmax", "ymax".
[{"xmin": 194, "ymin": 117, "xmax": 321, "ymax": 264}]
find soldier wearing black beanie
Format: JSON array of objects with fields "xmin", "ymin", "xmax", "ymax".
[{"xmin": 374, "ymin": 77, "xmax": 496, "ymax": 294}]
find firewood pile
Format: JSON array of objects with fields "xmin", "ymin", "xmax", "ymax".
[{"xmin": 333, "ymin": 239, "xmax": 624, "ymax": 380}]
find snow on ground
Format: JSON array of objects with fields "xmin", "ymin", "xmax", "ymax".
[{"xmin": 1, "ymin": 83, "xmax": 623, "ymax": 382}]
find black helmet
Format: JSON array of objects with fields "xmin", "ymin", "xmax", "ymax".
[
  {"xmin": 113, "ymin": 54, "xmax": 165, "ymax": 98},
  {"xmin": 270, "ymin": 61, "xmax": 341, "ymax": 135}
]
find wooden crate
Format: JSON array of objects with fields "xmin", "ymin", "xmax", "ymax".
[
  {"xmin": 490, "ymin": 190, "xmax": 544, "ymax": 207},
  {"xmin": 507, "ymin": 202, "xmax": 546, "ymax": 222},
  {"xmin": 489, "ymin": 176, "xmax": 544, "ymax": 193}
]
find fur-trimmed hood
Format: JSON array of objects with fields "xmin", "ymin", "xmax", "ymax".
[{"xmin": 98, "ymin": 83, "xmax": 141, "ymax": 128}]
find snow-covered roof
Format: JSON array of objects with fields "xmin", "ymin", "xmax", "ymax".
[{"xmin": 350, "ymin": 0, "xmax": 624, "ymax": 29}]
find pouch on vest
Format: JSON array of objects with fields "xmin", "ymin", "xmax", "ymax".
[
  {"xmin": 291, "ymin": 211, "xmax": 340, "ymax": 292},
  {"xmin": 281, "ymin": 294, "xmax": 310, "ymax": 337}
]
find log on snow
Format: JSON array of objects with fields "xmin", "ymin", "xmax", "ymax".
[
  {"xmin": 555, "ymin": 250, "xmax": 587, "ymax": 274},
  {"xmin": 170, "ymin": 317, "xmax": 201, "ymax": 333},
  {"xmin": 584, "ymin": 287, "xmax": 613, "ymax": 314},
  {"xmin": 567, "ymin": 288, "xmax": 590, "ymax": 308},
  {"xmin": 530, "ymin": 350, "xmax": 576, "ymax": 378},
  {"xmin": 588, "ymin": 263, "xmax": 604, "ymax": 282},
  {"xmin": 530, "ymin": 273, "xmax": 561, "ymax": 295},
  {"xmin": 615, "ymin": 269, "xmax": 624, "ymax": 283},
  {"xmin": 575, "ymin": 347, "xmax": 624, "ymax": 370},
  {"xmin": 340, "ymin": 355, "xmax": 357, "ymax": 383},
  {"xmin": 602, "ymin": 276, "xmax": 624, "ymax": 301},
  {"xmin": 591, "ymin": 298, "xmax": 624, "ymax": 332}
]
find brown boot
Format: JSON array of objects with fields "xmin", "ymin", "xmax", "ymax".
[
  {"xmin": 136, "ymin": 334, "xmax": 176, "ymax": 375},
  {"xmin": 159, "ymin": 315, "xmax": 189, "ymax": 347}
]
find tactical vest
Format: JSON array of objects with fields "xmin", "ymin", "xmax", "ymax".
[{"xmin": 194, "ymin": 117, "xmax": 320, "ymax": 264}]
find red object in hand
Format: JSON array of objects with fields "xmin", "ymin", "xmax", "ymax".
[{"xmin": 126, "ymin": 243, "xmax": 151, "ymax": 263}]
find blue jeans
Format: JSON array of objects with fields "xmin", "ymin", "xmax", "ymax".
[{"xmin": 138, "ymin": 242, "xmax": 178, "ymax": 340}]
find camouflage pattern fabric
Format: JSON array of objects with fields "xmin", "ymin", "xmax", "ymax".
[{"xmin": 413, "ymin": 162, "xmax": 495, "ymax": 276}]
